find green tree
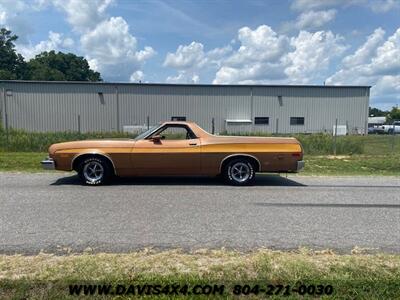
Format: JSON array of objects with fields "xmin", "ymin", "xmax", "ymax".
[
  {"xmin": 27, "ymin": 51, "xmax": 101, "ymax": 81},
  {"xmin": 369, "ymin": 106, "xmax": 388, "ymax": 117},
  {"xmin": 387, "ymin": 106, "xmax": 400, "ymax": 123},
  {"xmin": 0, "ymin": 28, "xmax": 27, "ymax": 79}
]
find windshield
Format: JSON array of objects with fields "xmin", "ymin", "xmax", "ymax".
[{"xmin": 134, "ymin": 125, "xmax": 160, "ymax": 140}]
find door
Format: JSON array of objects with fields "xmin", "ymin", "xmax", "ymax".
[{"xmin": 131, "ymin": 124, "xmax": 201, "ymax": 175}]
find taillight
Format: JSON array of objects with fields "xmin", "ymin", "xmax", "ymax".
[{"xmin": 292, "ymin": 152, "xmax": 301, "ymax": 158}]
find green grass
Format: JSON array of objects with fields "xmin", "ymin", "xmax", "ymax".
[
  {"xmin": 0, "ymin": 128, "xmax": 132, "ymax": 152},
  {"xmin": 301, "ymin": 154, "xmax": 400, "ymax": 176},
  {"xmin": 0, "ymin": 249, "xmax": 399, "ymax": 299},
  {"xmin": 1, "ymin": 152, "xmax": 400, "ymax": 176},
  {"xmin": 0, "ymin": 152, "xmax": 47, "ymax": 172},
  {"xmin": 360, "ymin": 134, "xmax": 400, "ymax": 155}
]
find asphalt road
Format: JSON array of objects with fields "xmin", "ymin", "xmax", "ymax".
[{"xmin": 1, "ymin": 173, "xmax": 399, "ymax": 254}]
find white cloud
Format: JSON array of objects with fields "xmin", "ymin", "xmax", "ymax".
[
  {"xmin": 80, "ymin": 17, "xmax": 155, "ymax": 79},
  {"xmin": 16, "ymin": 31, "xmax": 75, "ymax": 60},
  {"xmin": 42, "ymin": 0, "xmax": 155, "ymax": 80},
  {"xmin": 164, "ymin": 42, "xmax": 206, "ymax": 69},
  {"xmin": 291, "ymin": 0, "xmax": 355, "ymax": 11},
  {"xmin": 369, "ymin": 0, "xmax": 400, "ymax": 13},
  {"xmin": 291, "ymin": 0, "xmax": 400, "ymax": 13},
  {"xmin": 370, "ymin": 28, "xmax": 400, "ymax": 75},
  {"xmin": 163, "ymin": 42, "xmax": 207, "ymax": 83},
  {"xmin": 284, "ymin": 31, "xmax": 347, "ymax": 83},
  {"xmin": 342, "ymin": 28, "xmax": 385, "ymax": 67},
  {"xmin": 0, "ymin": 0, "xmax": 32, "ymax": 41},
  {"xmin": 0, "ymin": 11, "xmax": 7, "ymax": 25},
  {"xmin": 212, "ymin": 25, "xmax": 346, "ymax": 84},
  {"xmin": 295, "ymin": 9, "xmax": 336, "ymax": 30},
  {"xmin": 327, "ymin": 28, "xmax": 400, "ymax": 106},
  {"xmin": 62, "ymin": 37, "xmax": 74, "ymax": 48},
  {"xmin": 130, "ymin": 70, "xmax": 144, "ymax": 82},
  {"xmin": 163, "ymin": 42, "xmax": 232, "ymax": 83},
  {"xmin": 135, "ymin": 46, "xmax": 156, "ymax": 62},
  {"xmin": 87, "ymin": 58, "xmax": 99, "ymax": 72},
  {"xmin": 372, "ymin": 75, "xmax": 400, "ymax": 97},
  {"xmin": 214, "ymin": 63, "xmax": 286, "ymax": 84},
  {"xmin": 51, "ymin": 0, "xmax": 114, "ymax": 32},
  {"xmin": 212, "ymin": 25, "xmax": 290, "ymax": 84},
  {"xmin": 226, "ymin": 25, "xmax": 289, "ymax": 66},
  {"xmin": 166, "ymin": 71, "xmax": 200, "ymax": 84},
  {"xmin": 0, "ymin": 0, "xmax": 27, "ymax": 15}
]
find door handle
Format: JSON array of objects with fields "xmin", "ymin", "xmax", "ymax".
[{"xmin": 189, "ymin": 143, "xmax": 197, "ymax": 146}]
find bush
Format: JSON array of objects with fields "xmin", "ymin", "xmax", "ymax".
[
  {"xmin": 295, "ymin": 134, "xmax": 364, "ymax": 155},
  {"xmin": 0, "ymin": 128, "xmax": 133, "ymax": 152}
]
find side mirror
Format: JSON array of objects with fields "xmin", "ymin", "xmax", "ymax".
[{"xmin": 151, "ymin": 135, "xmax": 162, "ymax": 142}]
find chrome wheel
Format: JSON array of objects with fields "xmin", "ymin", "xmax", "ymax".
[
  {"xmin": 230, "ymin": 162, "xmax": 251, "ymax": 183},
  {"xmin": 83, "ymin": 161, "xmax": 104, "ymax": 183}
]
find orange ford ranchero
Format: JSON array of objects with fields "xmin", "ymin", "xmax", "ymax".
[{"xmin": 41, "ymin": 121, "xmax": 304, "ymax": 185}]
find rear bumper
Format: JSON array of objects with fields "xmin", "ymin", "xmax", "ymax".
[
  {"xmin": 297, "ymin": 160, "xmax": 305, "ymax": 172},
  {"xmin": 41, "ymin": 158, "xmax": 55, "ymax": 170}
]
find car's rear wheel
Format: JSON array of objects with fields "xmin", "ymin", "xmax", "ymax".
[
  {"xmin": 78, "ymin": 157, "xmax": 111, "ymax": 185},
  {"xmin": 223, "ymin": 158, "xmax": 255, "ymax": 186}
]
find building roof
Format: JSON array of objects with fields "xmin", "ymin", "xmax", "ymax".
[
  {"xmin": 0, "ymin": 80, "xmax": 371, "ymax": 89},
  {"xmin": 368, "ymin": 117, "xmax": 386, "ymax": 124}
]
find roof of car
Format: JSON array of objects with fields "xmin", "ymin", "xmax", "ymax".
[{"xmin": 161, "ymin": 121, "xmax": 195, "ymax": 125}]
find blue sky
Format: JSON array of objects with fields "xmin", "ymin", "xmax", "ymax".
[{"xmin": 0, "ymin": 0, "xmax": 399, "ymax": 109}]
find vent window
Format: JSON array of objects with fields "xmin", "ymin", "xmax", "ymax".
[
  {"xmin": 171, "ymin": 116, "xmax": 186, "ymax": 121},
  {"xmin": 290, "ymin": 117, "xmax": 305, "ymax": 125},
  {"xmin": 254, "ymin": 117, "xmax": 269, "ymax": 125}
]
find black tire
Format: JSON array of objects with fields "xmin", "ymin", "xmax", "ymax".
[
  {"xmin": 78, "ymin": 157, "xmax": 112, "ymax": 185},
  {"xmin": 222, "ymin": 158, "xmax": 255, "ymax": 186}
]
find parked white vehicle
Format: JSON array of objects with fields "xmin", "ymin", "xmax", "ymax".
[{"xmin": 378, "ymin": 121, "xmax": 400, "ymax": 134}]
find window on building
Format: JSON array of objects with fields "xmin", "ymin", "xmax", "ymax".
[
  {"xmin": 254, "ymin": 117, "xmax": 269, "ymax": 125},
  {"xmin": 290, "ymin": 117, "xmax": 305, "ymax": 125},
  {"xmin": 171, "ymin": 116, "xmax": 186, "ymax": 121}
]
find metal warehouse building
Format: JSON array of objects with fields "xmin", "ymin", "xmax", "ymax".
[{"xmin": 0, "ymin": 80, "xmax": 370, "ymax": 135}]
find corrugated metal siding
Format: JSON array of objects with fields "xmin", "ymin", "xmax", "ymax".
[
  {"xmin": 2, "ymin": 82, "xmax": 117, "ymax": 132},
  {"xmin": 117, "ymin": 85, "xmax": 252, "ymax": 133},
  {"xmin": 0, "ymin": 81, "xmax": 369, "ymax": 134}
]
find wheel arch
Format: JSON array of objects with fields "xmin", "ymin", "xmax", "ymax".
[
  {"xmin": 219, "ymin": 154, "xmax": 261, "ymax": 173},
  {"xmin": 72, "ymin": 152, "xmax": 116, "ymax": 175}
]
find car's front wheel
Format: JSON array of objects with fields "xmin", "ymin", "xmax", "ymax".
[
  {"xmin": 78, "ymin": 157, "xmax": 112, "ymax": 185},
  {"xmin": 223, "ymin": 158, "xmax": 255, "ymax": 186}
]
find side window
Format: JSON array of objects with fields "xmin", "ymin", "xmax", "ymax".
[{"xmin": 152, "ymin": 125, "xmax": 195, "ymax": 140}]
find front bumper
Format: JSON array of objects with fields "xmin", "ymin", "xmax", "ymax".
[
  {"xmin": 297, "ymin": 160, "xmax": 305, "ymax": 172},
  {"xmin": 41, "ymin": 158, "xmax": 55, "ymax": 170}
]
